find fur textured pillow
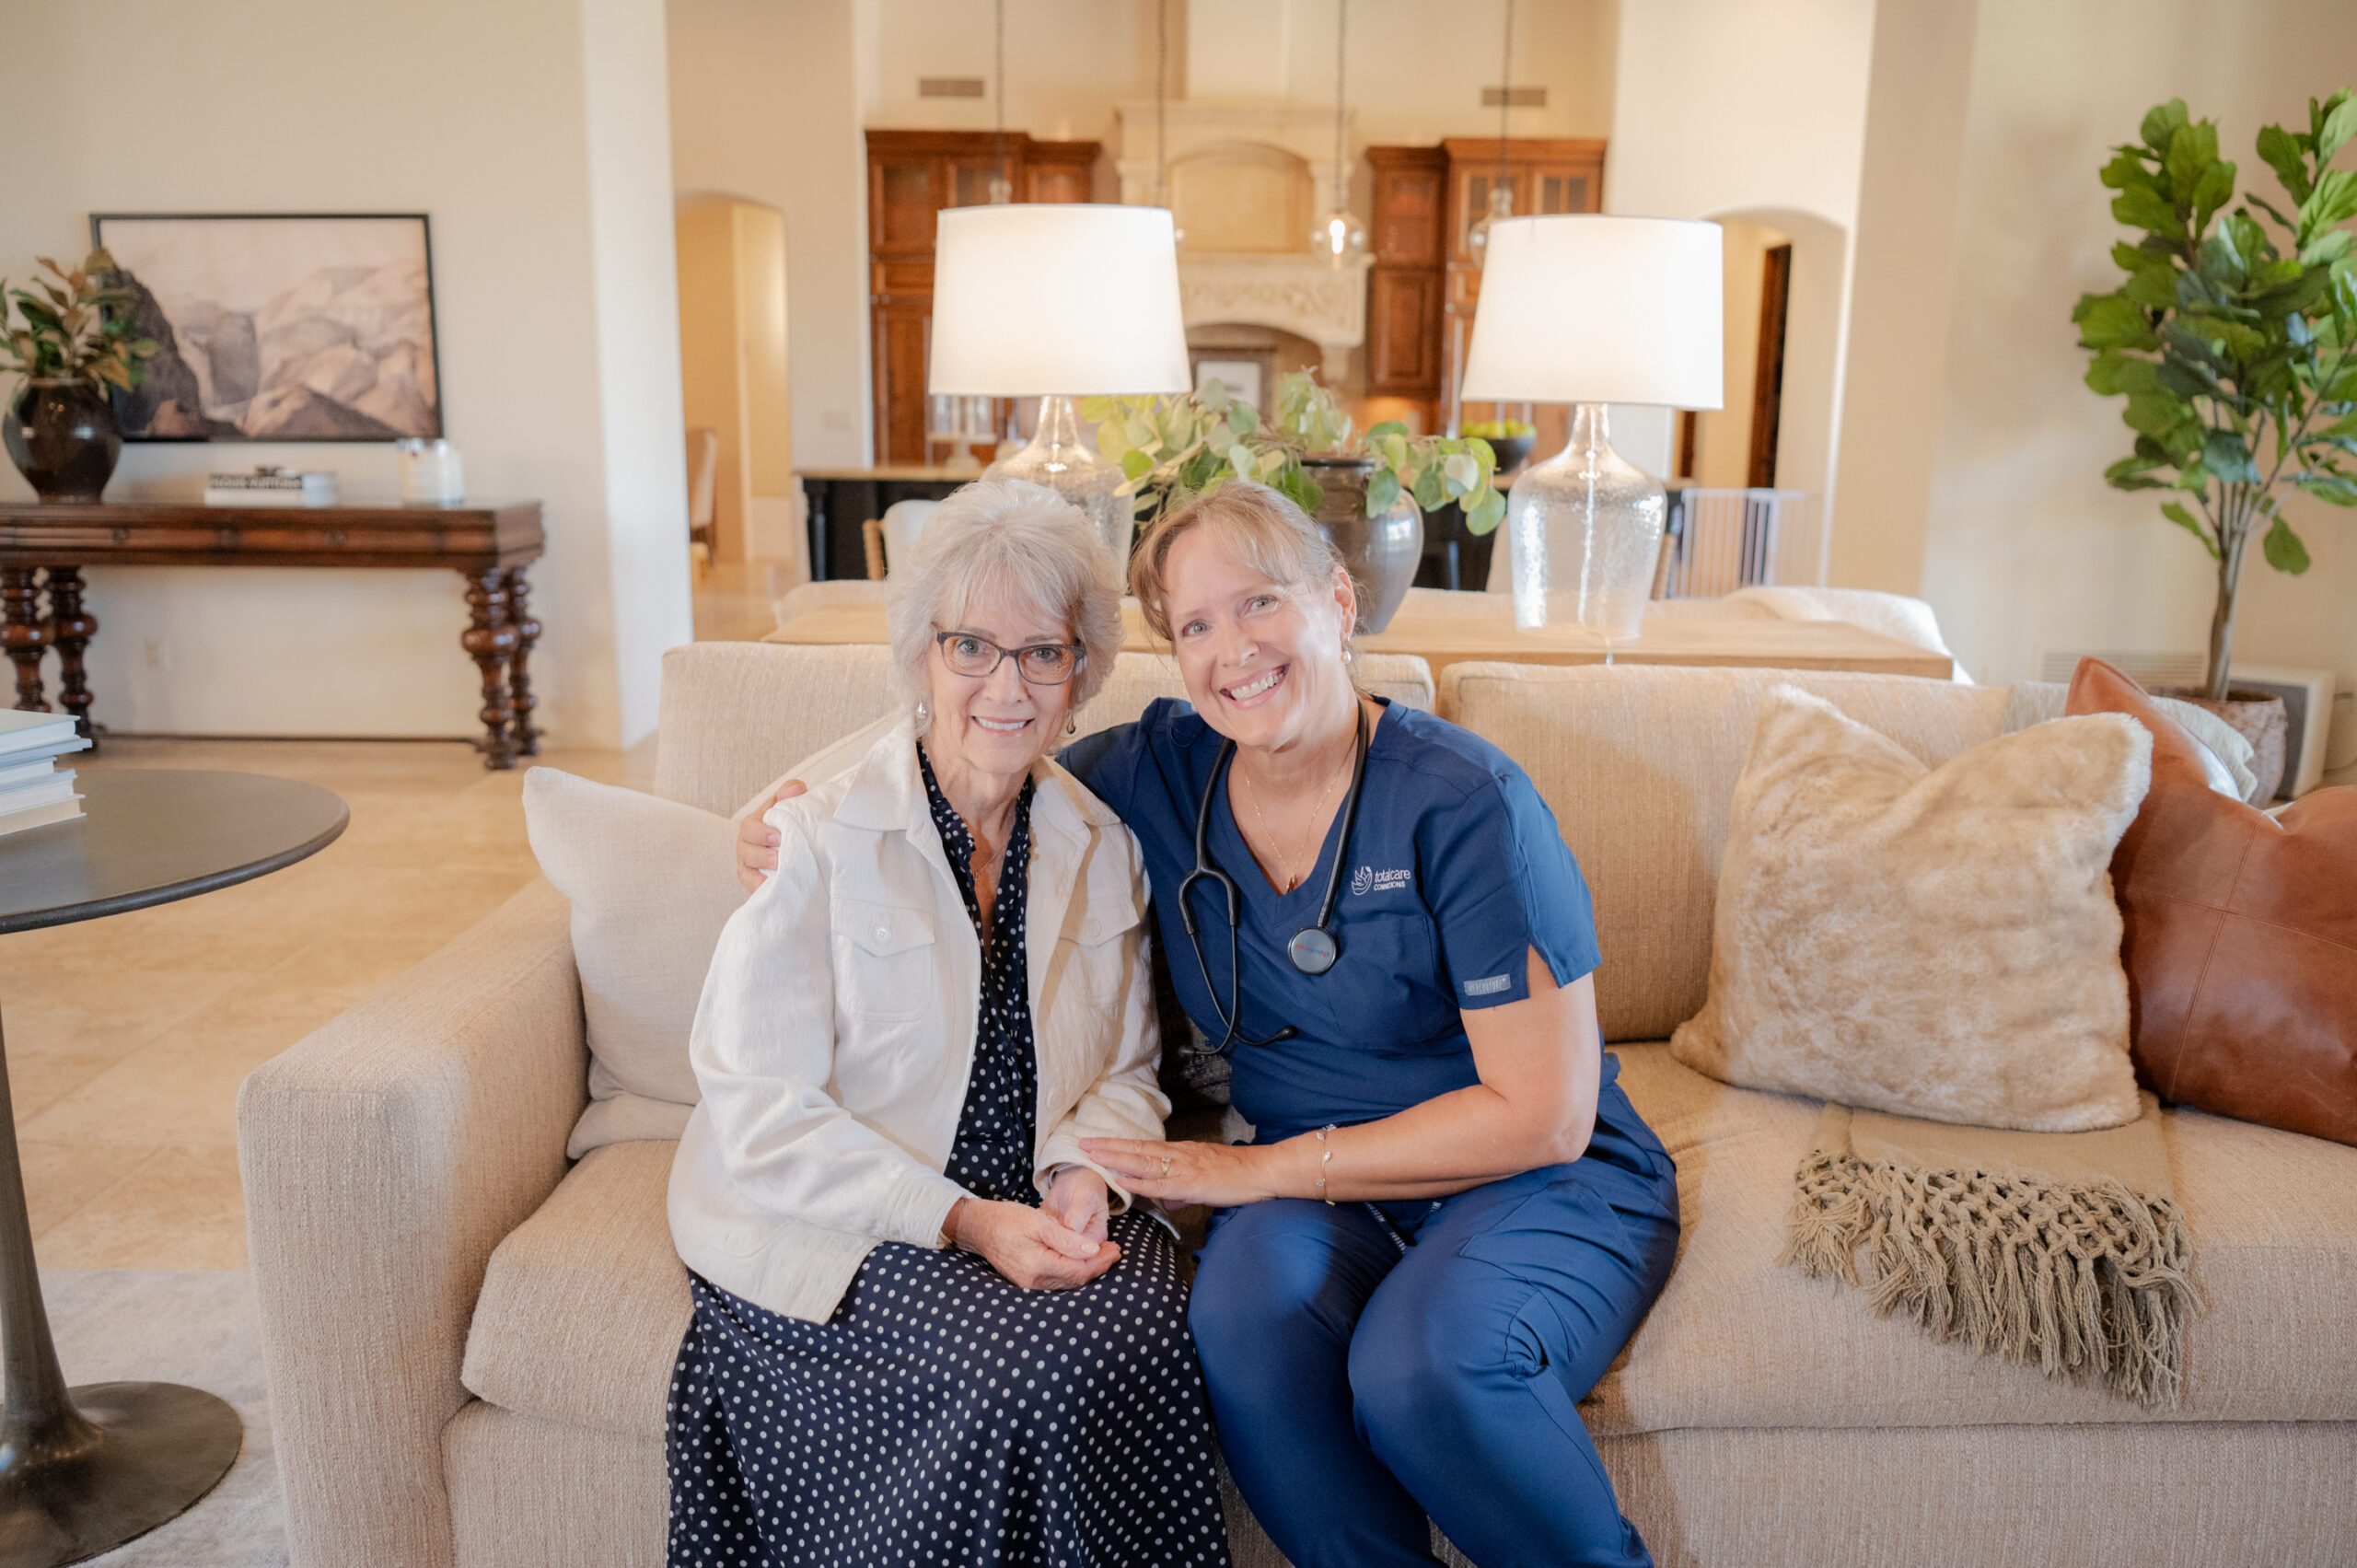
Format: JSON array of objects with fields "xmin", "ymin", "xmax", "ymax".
[{"xmin": 1671, "ymin": 685, "xmax": 2152, "ymax": 1132}]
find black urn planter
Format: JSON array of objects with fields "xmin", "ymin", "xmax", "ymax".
[
  {"xmin": 1302, "ymin": 456, "xmax": 1422, "ymax": 633},
  {"xmin": 5, "ymin": 380, "xmax": 122, "ymax": 504}
]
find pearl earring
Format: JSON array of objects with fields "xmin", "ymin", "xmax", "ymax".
[{"xmin": 915, "ymin": 699, "xmax": 929, "ymax": 721}]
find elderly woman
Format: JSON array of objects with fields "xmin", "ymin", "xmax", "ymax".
[
  {"xmin": 668, "ymin": 480, "xmax": 1229, "ymax": 1567},
  {"xmin": 743, "ymin": 482, "xmax": 1680, "ymax": 1568}
]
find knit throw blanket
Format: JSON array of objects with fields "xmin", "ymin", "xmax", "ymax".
[{"xmin": 1782, "ymin": 1094, "xmax": 2197, "ymax": 1409}]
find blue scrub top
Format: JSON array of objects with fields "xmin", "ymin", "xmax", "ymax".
[{"xmin": 1062, "ymin": 698, "xmax": 1601, "ymax": 1141}]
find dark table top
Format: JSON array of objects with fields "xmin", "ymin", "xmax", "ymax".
[{"xmin": 0, "ymin": 770, "xmax": 348, "ymax": 935}]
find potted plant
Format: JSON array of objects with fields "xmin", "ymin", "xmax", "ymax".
[
  {"xmin": 1083, "ymin": 372, "xmax": 1505, "ymax": 632},
  {"xmin": 2073, "ymin": 90, "xmax": 2357, "ymax": 795},
  {"xmin": 1, "ymin": 250, "xmax": 158, "ymax": 503}
]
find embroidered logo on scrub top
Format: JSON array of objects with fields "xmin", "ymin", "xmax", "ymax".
[
  {"xmin": 1462, "ymin": 973, "xmax": 1514, "ymax": 996},
  {"xmin": 1350, "ymin": 865, "xmax": 1413, "ymax": 896}
]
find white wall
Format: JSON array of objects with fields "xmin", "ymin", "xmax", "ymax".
[
  {"xmin": 668, "ymin": 0, "xmax": 873, "ymax": 471},
  {"xmin": 0, "ymin": 0, "xmax": 691, "ymax": 747},
  {"xmin": 1605, "ymin": 0, "xmax": 1877, "ymax": 537},
  {"xmin": 1917, "ymin": 0, "xmax": 2357, "ymax": 730}
]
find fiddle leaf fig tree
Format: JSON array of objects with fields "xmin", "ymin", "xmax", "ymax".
[{"xmin": 2073, "ymin": 91, "xmax": 2357, "ymax": 700}]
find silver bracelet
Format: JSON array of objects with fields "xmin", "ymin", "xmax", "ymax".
[{"xmin": 1313, "ymin": 1125, "xmax": 1339, "ymax": 1206}]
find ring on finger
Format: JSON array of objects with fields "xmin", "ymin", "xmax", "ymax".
[{"xmin": 1159, "ymin": 1155, "xmax": 1173, "ymax": 1178}]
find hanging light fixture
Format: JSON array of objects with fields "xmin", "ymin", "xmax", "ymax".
[
  {"xmin": 987, "ymin": 0, "xmax": 1015, "ymax": 203},
  {"xmin": 1311, "ymin": 0, "xmax": 1366, "ymax": 270},
  {"xmin": 1467, "ymin": 0, "xmax": 1516, "ymax": 266}
]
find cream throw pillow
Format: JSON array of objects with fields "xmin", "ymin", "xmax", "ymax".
[
  {"xmin": 523, "ymin": 768, "xmax": 746, "ymax": 1156},
  {"xmin": 1669, "ymin": 685, "xmax": 2152, "ymax": 1132}
]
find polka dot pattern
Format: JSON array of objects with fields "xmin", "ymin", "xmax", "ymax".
[{"xmin": 666, "ymin": 744, "xmax": 1230, "ymax": 1565}]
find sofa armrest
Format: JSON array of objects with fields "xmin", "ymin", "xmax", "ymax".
[{"xmin": 237, "ymin": 877, "xmax": 586, "ymax": 1568}]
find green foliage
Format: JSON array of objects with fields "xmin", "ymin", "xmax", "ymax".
[
  {"xmin": 0, "ymin": 250, "xmax": 158, "ymax": 391},
  {"xmin": 1084, "ymin": 372, "xmax": 1507, "ymax": 534},
  {"xmin": 2074, "ymin": 89, "xmax": 2357, "ymax": 696}
]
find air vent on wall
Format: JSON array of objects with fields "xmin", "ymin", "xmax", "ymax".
[
  {"xmin": 1480, "ymin": 86, "xmax": 1548, "ymax": 108},
  {"xmin": 920, "ymin": 77, "xmax": 986, "ymax": 99}
]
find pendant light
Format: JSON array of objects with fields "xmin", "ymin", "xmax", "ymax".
[
  {"xmin": 987, "ymin": 0, "xmax": 1014, "ymax": 203},
  {"xmin": 1311, "ymin": 0, "xmax": 1366, "ymax": 270},
  {"xmin": 1155, "ymin": 0, "xmax": 1182, "ymax": 245},
  {"xmin": 1466, "ymin": 0, "xmax": 1516, "ymax": 267}
]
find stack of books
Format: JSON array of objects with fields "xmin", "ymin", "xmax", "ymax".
[
  {"xmin": 203, "ymin": 467, "xmax": 341, "ymax": 508},
  {"xmin": 0, "ymin": 711, "xmax": 91, "ymax": 838}
]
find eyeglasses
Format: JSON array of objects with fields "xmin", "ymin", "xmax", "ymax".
[{"xmin": 933, "ymin": 630, "xmax": 1085, "ymax": 685}]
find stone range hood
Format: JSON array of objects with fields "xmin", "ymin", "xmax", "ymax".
[{"xmin": 1113, "ymin": 100, "xmax": 1371, "ymax": 384}]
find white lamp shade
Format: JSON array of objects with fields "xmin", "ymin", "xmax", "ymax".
[
  {"xmin": 1461, "ymin": 215, "xmax": 1724, "ymax": 408},
  {"xmin": 928, "ymin": 204, "xmax": 1190, "ymax": 398}
]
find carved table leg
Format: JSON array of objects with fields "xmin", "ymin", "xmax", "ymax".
[
  {"xmin": 45, "ymin": 567, "xmax": 98, "ymax": 748},
  {"xmin": 504, "ymin": 567, "xmax": 541, "ymax": 758},
  {"xmin": 460, "ymin": 568, "xmax": 518, "ymax": 771},
  {"xmin": 1, "ymin": 571, "xmax": 51, "ymax": 714}
]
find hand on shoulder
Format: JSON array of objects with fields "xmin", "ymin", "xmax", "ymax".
[{"xmin": 735, "ymin": 781, "xmax": 806, "ymax": 894}]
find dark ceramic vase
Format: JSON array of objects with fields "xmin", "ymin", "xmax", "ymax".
[
  {"xmin": 5, "ymin": 380, "xmax": 122, "ymax": 504},
  {"xmin": 1303, "ymin": 456, "xmax": 1422, "ymax": 633}
]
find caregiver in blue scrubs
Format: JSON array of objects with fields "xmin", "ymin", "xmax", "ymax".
[{"xmin": 739, "ymin": 482, "xmax": 1678, "ymax": 1568}]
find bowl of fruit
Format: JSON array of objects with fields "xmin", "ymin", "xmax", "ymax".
[{"xmin": 1461, "ymin": 419, "xmax": 1535, "ymax": 475}]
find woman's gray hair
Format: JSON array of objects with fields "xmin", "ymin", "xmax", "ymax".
[{"xmin": 885, "ymin": 478, "xmax": 1124, "ymax": 717}]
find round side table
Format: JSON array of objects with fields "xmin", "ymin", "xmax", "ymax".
[{"xmin": 0, "ymin": 769, "xmax": 347, "ymax": 1566}]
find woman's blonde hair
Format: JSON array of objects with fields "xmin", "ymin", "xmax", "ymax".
[
  {"xmin": 886, "ymin": 479, "xmax": 1123, "ymax": 716},
  {"xmin": 1128, "ymin": 481, "xmax": 1353, "ymax": 644}
]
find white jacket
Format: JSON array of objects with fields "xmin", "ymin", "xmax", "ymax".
[{"xmin": 668, "ymin": 710, "xmax": 1168, "ymax": 1323}]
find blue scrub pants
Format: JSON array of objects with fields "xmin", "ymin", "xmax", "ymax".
[{"xmin": 1190, "ymin": 1109, "xmax": 1678, "ymax": 1568}]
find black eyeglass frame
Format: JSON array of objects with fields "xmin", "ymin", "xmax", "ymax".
[{"xmin": 931, "ymin": 629, "xmax": 1087, "ymax": 686}]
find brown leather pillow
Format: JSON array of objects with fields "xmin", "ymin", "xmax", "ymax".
[{"xmin": 2066, "ymin": 657, "xmax": 2357, "ymax": 1145}]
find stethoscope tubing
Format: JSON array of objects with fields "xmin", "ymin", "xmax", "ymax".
[{"xmin": 1178, "ymin": 702, "xmax": 1370, "ymax": 1054}]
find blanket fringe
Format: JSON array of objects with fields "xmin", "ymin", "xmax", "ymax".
[{"xmin": 1779, "ymin": 1148, "xmax": 2196, "ymax": 1409}]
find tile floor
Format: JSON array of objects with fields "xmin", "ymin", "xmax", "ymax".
[{"xmin": 3, "ymin": 735, "xmax": 655, "ymax": 1272}]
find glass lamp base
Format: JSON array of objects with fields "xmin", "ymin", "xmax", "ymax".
[
  {"xmin": 1505, "ymin": 404, "xmax": 1666, "ymax": 639},
  {"xmin": 982, "ymin": 395, "xmax": 1132, "ymax": 563}
]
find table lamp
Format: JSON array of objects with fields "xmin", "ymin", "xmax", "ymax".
[
  {"xmin": 1462, "ymin": 215, "xmax": 1723, "ymax": 637},
  {"xmin": 929, "ymin": 204, "xmax": 1190, "ymax": 559}
]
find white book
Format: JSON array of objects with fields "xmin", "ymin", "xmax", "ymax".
[
  {"xmin": 0, "ymin": 756, "xmax": 60, "ymax": 790},
  {"xmin": 0, "ymin": 796, "xmax": 82, "ymax": 838},
  {"xmin": 0, "ymin": 772, "xmax": 76, "ymax": 814},
  {"xmin": 0, "ymin": 710, "xmax": 81, "ymax": 761}
]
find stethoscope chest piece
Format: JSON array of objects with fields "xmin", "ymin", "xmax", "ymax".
[{"xmin": 1287, "ymin": 926, "xmax": 1340, "ymax": 975}]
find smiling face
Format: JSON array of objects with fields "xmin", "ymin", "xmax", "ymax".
[
  {"xmin": 923, "ymin": 587, "xmax": 1079, "ymax": 783},
  {"xmin": 1161, "ymin": 522, "xmax": 1357, "ymax": 756}
]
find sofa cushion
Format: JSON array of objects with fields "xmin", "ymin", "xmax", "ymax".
[
  {"xmin": 462, "ymin": 1054, "xmax": 2357, "ymax": 1444},
  {"xmin": 1668, "ymin": 685, "xmax": 2149, "ymax": 1132},
  {"xmin": 523, "ymin": 772, "xmax": 745, "ymax": 1157},
  {"xmin": 655, "ymin": 642, "xmax": 1435, "ymax": 819},
  {"xmin": 461, "ymin": 1140, "xmax": 690, "ymax": 1438},
  {"xmin": 1439, "ymin": 664, "xmax": 2007, "ymax": 1041},
  {"xmin": 1590, "ymin": 1043, "xmax": 2357, "ymax": 1434}
]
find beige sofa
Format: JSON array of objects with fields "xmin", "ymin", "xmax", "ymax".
[{"xmin": 239, "ymin": 643, "xmax": 2357, "ymax": 1568}]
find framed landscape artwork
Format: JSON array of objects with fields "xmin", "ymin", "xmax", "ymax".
[{"xmin": 89, "ymin": 213, "xmax": 443, "ymax": 441}]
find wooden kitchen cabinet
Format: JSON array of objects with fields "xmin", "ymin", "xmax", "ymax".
[{"xmin": 865, "ymin": 130, "xmax": 1101, "ymax": 464}]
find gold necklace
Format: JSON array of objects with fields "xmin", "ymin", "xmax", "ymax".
[{"xmin": 1237, "ymin": 726, "xmax": 1355, "ymax": 894}]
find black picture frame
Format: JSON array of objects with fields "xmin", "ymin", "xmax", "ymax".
[{"xmin": 88, "ymin": 212, "xmax": 445, "ymax": 443}]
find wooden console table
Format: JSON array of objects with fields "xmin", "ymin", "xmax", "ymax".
[{"xmin": 0, "ymin": 500, "xmax": 545, "ymax": 770}]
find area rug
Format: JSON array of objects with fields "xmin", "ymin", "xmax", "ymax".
[{"xmin": 40, "ymin": 1269, "xmax": 285, "ymax": 1567}]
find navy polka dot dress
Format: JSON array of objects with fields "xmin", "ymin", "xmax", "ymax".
[{"xmin": 666, "ymin": 744, "xmax": 1231, "ymax": 1566}]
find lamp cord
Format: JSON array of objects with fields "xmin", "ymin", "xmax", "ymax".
[
  {"xmin": 1155, "ymin": 0, "xmax": 1169, "ymax": 205},
  {"xmin": 1495, "ymin": 0, "xmax": 1514, "ymax": 183},
  {"xmin": 1333, "ymin": 0, "xmax": 1349, "ymax": 209}
]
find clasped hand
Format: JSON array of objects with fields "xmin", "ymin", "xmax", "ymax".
[{"xmin": 951, "ymin": 1167, "xmax": 1120, "ymax": 1292}]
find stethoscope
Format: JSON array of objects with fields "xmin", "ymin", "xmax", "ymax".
[{"xmin": 1177, "ymin": 702, "xmax": 1369, "ymax": 1053}]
